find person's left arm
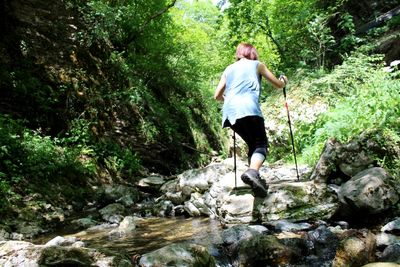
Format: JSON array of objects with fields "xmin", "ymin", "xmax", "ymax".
[
  {"xmin": 214, "ymin": 73, "xmax": 226, "ymax": 101},
  {"xmin": 257, "ymin": 63, "xmax": 287, "ymax": 89}
]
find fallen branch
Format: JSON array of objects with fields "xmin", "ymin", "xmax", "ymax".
[{"xmin": 356, "ymin": 5, "xmax": 400, "ymax": 34}]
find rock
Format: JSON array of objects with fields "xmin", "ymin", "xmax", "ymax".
[
  {"xmin": 109, "ymin": 216, "xmax": 137, "ymax": 238},
  {"xmin": 219, "ymin": 192, "xmax": 255, "ymax": 225},
  {"xmin": 103, "ymin": 185, "xmax": 139, "ymax": 207},
  {"xmin": 309, "ymin": 138, "xmax": 341, "ymax": 183},
  {"xmin": 71, "ymin": 217, "xmax": 98, "ymax": 230},
  {"xmin": 381, "ymin": 218, "xmax": 400, "ymax": 234},
  {"xmin": 45, "ymin": 236, "xmax": 78, "ymax": 246},
  {"xmin": 0, "ymin": 240, "xmax": 124, "ymax": 267},
  {"xmin": 184, "ymin": 192, "xmax": 212, "ymax": 217},
  {"xmin": 162, "ymin": 178, "xmax": 187, "ymax": 205},
  {"xmin": 72, "ymin": 241, "xmax": 86, "ymax": 248},
  {"xmin": 184, "ymin": 201, "xmax": 201, "ymax": 217},
  {"xmin": 0, "ymin": 241, "xmax": 39, "ymax": 266},
  {"xmin": 258, "ymin": 181, "xmax": 338, "ymax": 222},
  {"xmin": 137, "ymin": 174, "xmax": 167, "ymax": 192},
  {"xmin": 361, "ymin": 263, "xmax": 400, "ymax": 267},
  {"xmin": 178, "ymin": 163, "xmax": 231, "ymax": 193},
  {"xmin": 38, "ymin": 246, "xmax": 93, "ymax": 266},
  {"xmin": 310, "ymin": 137, "xmax": 382, "ymax": 183},
  {"xmin": 14, "ymin": 222, "xmax": 44, "ymax": 239},
  {"xmin": 154, "ymin": 200, "xmax": 175, "ymax": 217},
  {"xmin": 99, "ymin": 203, "xmax": 126, "ymax": 223},
  {"xmin": 0, "ymin": 229, "xmax": 10, "ymax": 241},
  {"xmin": 138, "ymin": 242, "xmax": 216, "ymax": 267},
  {"xmin": 338, "ymin": 146, "xmax": 374, "ymax": 177},
  {"xmin": 220, "ymin": 224, "xmax": 269, "ymax": 262},
  {"xmin": 118, "ymin": 216, "xmax": 137, "ymax": 232},
  {"xmin": 376, "ymin": 233, "xmax": 400, "ymax": 247},
  {"xmin": 338, "ymin": 167, "xmax": 399, "ymax": 216},
  {"xmin": 260, "ymin": 163, "xmax": 312, "ymax": 183},
  {"xmin": 306, "ymin": 225, "xmax": 340, "ymax": 264},
  {"xmin": 269, "ymin": 220, "xmax": 313, "ymax": 232},
  {"xmin": 332, "ymin": 230, "xmax": 376, "ymax": 267},
  {"xmin": 380, "ymin": 243, "xmax": 400, "ymax": 263},
  {"xmin": 237, "ymin": 234, "xmax": 302, "ymax": 266},
  {"xmin": 221, "ymin": 224, "xmax": 269, "ymax": 250},
  {"xmin": 165, "ymin": 191, "xmax": 186, "ymax": 205}
]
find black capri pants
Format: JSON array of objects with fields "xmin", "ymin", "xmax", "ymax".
[{"xmin": 224, "ymin": 115, "xmax": 269, "ymax": 163}]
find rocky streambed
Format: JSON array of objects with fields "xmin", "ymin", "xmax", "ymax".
[{"xmin": 1, "ymin": 138, "xmax": 400, "ymax": 266}]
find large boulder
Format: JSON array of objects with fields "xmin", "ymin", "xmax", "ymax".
[
  {"xmin": 99, "ymin": 203, "xmax": 126, "ymax": 224},
  {"xmin": 103, "ymin": 185, "xmax": 140, "ymax": 207},
  {"xmin": 221, "ymin": 224, "xmax": 269, "ymax": 257},
  {"xmin": 257, "ymin": 181, "xmax": 339, "ymax": 222},
  {"xmin": 338, "ymin": 167, "xmax": 400, "ymax": 216},
  {"xmin": 218, "ymin": 191, "xmax": 256, "ymax": 225},
  {"xmin": 178, "ymin": 162, "xmax": 233, "ymax": 194},
  {"xmin": 220, "ymin": 224, "xmax": 303, "ymax": 266},
  {"xmin": 332, "ymin": 230, "xmax": 376, "ymax": 267},
  {"xmin": 137, "ymin": 174, "xmax": 168, "ymax": 193},
  {"xmin": 310, "ymin": 137, "xmax": 382, "ymax": 184},
  {"xmin": 305, "ymin": 225, "xmax": 340, "ymax": 265},
  {"xmin": 138, "ymin": 242, "xmax": 216, "ymax": 267},
  {"xmin": 237, "ymin": 234, "xmax": 302, "ymax": 267},
  {"xmin": 0, "ymin": 240, "xmax": 129, "ymax": 267}
]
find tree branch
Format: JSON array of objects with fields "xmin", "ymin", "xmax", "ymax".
[
  {"xmin": 259, "ymin": 16, "xmax": 284, "ymax": 59},
  {"xmin": 138, "ymin": 0, "xmax": 177, "ymax": 34}
]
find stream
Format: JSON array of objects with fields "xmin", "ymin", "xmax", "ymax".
[{"xmin": 34, "ymin": 216, "xmax": 224, "ymax": 257}]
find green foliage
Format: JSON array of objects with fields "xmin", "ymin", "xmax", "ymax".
[
  {"xmin": 95, "ymin": 141, "xmax": 141, "ymax": 177},
  {"xmin": 81, "ymin": 0, "xmax": 226, "ymax": 169},
  {"xmin": 303, "ymin": 14, "xmax": 336, "ymax": 68},
  {"xmin": 296, "ymin": 52, "xmax": 400, "ymax": 172},
  {"xmin": 0, "ymin": 115, "xmax": 95, "ymax": 214}
]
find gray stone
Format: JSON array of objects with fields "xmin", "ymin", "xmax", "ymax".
[
  {"xmin": 138, "ymin": 242, "xmax": 216, "ymax": 267},
  {"xmin": 376, "ymin": 233, "xmax": 400, "ymax": 247},
  {"xmin": 338, "ymin": 167, "xmax": 399, "ymax": 215},
  {"xmin": 381, "ymin": 218, "xmax": 400, "ymax": 234},
  {"xmin": 271, "ymin": 220, "xmax": 313, "ymax": 232},
  {"xmin": 0, "ymin": 229, "xmax": 10, "ymax": 241},
  {"xmin": 219, "ymin": 193, "xmax": 255, "ymax": 225},
  {"xmin": 380, "ymin": 243, "xmax": 400, "ymax": 263},
  {"xmin": 361, "ymin": 263, "xmax": 400, "ymax": 267},
  {"xmin": 137, "ymin": 174, "xmax": 167, "ymax": 192},
  {"xmin": 45, "ymin": 236, "xmax": 78, "ymax": 247},
  {"xmin": 119, "ymin": 216, "xmax": 136, "ymax": 229},
  {"xmin": 103, "ymin": 185, "xmax": 139, "ymax": 207},
  {"xmin": 99, "ymin": 203, "xmax": 126, "ymax": 223},
  {"xmin": 178, "ymin": 163, "xmax": 231, "ymax": 193},
  {"xmin": 332, "ymin": 230, "xmax": 376, "ymax": 267},
  {"xmin": 258, "ymin": 181, "xmax": 338, "ymax": 222},
  {"xmin": 71, "ymin": 217, "xmax": 98, "ymax": 230}
]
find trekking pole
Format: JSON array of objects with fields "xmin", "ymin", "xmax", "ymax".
[
  {"xmin": 233, "ymin": 130, "xmax": 237, "ymax": 191},
  {"xmin": 281, "ymin": 76, "xmax": 300, "ymax": 181}
]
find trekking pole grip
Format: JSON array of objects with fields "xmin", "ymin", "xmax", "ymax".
[{"xmin": 280, "ymin": 74, "xmax": 287, "ymax": 98}]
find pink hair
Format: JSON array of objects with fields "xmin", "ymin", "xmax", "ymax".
[{"xmin": 235, "ymin": 43, "xmax": 259, "ymax": 61}]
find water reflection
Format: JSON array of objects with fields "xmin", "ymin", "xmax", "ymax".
[{"xmin": 65, "ymin": 217, "xmax": 223, "ymax": 255}]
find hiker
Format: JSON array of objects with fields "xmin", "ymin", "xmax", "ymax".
[{"xmin": 214, "ymin": 42, "xmax": 288, "ymax": 197}]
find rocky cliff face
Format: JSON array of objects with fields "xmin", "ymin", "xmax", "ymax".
[{"xmin": 0, "ymin": 0, "xmax": 218, "ymax": 174}]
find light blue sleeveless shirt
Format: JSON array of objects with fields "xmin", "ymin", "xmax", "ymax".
[{"xmin": 222, "ymin": 59, "xmax": 263, "ymax": 127}]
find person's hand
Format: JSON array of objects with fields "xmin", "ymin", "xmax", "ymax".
[{"xmin": 279, "ymin": 75, "xmax": 288, "ymax": 85}]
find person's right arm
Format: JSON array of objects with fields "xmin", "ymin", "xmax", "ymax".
[
  {"xmin": 214, "ymin": 73, "xmax": 226, "ymax": 101},
  {"xmin": 257, "ymin": 63, "xmax": 287, "ymax": 88}
]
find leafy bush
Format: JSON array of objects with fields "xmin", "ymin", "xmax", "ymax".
[
  {"xmin": 0, "ymin": 115, "xmax": 95, "ymax": 214},
  {"xmin": 296, "ymin": 52, "xmax": 400, "ymax": 174}
]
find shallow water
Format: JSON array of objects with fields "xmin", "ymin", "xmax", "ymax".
[{"xmin": 37, "ymin": 216, "xmax": 224, "ymax": 256}]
